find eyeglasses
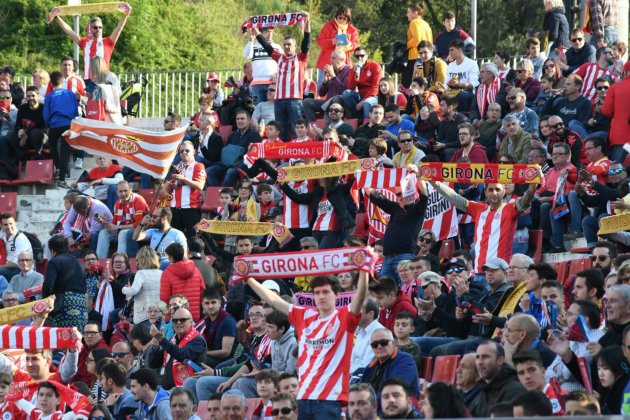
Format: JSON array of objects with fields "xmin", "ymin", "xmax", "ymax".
[
  {"xmin": 92, "ymin": 26, "xmax": 103, "ymax": 30},
  {"xmin": 3, "ymin": 298, "xmax": 18, "ymax": 303},
  {"xmin": 609, "ymin": 167, "xmax": 624, "ymax": 175},
  {"xmin": 85, "ymin": 257, "xmax": 98, "ymax": 262},
  {"xmin": 596, "ymin": 86, "xmax": 609, "ymax": 91},
  {"xmin": 571, "ymin": 38, "xmax": 583, "ymax": 42},
  {"xmin": 164, "ymin": 119, "xmax": 176, "ymax": 124},
  {"xmin": 301, "ymin": 245, "xmax": 317, "ymax": 250},
  {"xmin": 0, "ymin": 96, "xmax": 11, "ymax": 100},
  {"xmin": 508, "ymin": 265, "xmax": 527, "ymax": 270},
  {"xmin": 551, "ymin": 152, "xmax": 568, "ymax": 157},
  {"xmin": 172, "ymin": 317, "xmax": 191, "ymax": 324},
  {"xmin": 516, "ymin": 69, "xmax": 527, "ymax": 73},
  {"xmin": 328, "ymin": 108, "xmax": 343, "ymax": 113},
  {"xmin": 180, "ymin": 149, "xmax": 192, "ymax": 153},
  {"xmin": 112, "ymin": 352, "xmax": 129, "ymax": 358},
  {"xmin": 84, "ymin": 331, "xmax": 100, "ymax": 336},
  {"xmin": 18, "ymin": 258, "xmax": 33, "ymax": 262},
  {"xmin": 590, "ymin": 255, "xmax": 609, "ymax": 262},
  {"xmin": 528, "ymin": 155, "xmax": 544, "ymax": 159},
  {"xmin": 446, "ymin": 266, "xmax": 466, "ymax": 274},
  {"xmin": 417, "ymin": 237, "xmax": 432, "ymax": 243},
  {"xmin": 397, "ymin": 138, "xmax": 413, "ymax": 143},
  {"xmin": 271, "ymin": 407, "xmax": 295, "ymax": 416},
  {"xmin": 370, "ymin": 339, "xmax": 392, "ymax": 348},
  {"xmin": 551, "ymin": 122, "xmax": 564, "ymax": 128},
  {"xmin": 268, "ymin": 88, "xmax": 276, "ymax": 92}
]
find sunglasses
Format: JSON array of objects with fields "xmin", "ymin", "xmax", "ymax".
[
  {"xmin": 596, "ymin": 86, "xmax": 609, "ymax": 91},
  {"xmin": 329, "ymin": 108, "xmax": 343, "ymax": 113},
  {"xmin": 571, "ymin": 38, "xmax": 583, "ymax": 42},
  {"xmin": 397, "ymin": 138, "xmax": 413, "ymax": 143},
  {"xmin": 609, "ymin": 167, "xmax": 624, "ymax": 175},
  {"xmin": 172, "ymin": 317, "xmax": 191, "ymax": 324},
  {"xmin": 92, "ymin": 26, "xmax": 103, "ymax": 30},
  {"xmin": 164, "ymin": 119, "xmax": 176, "ymax": 124},
  {"xmin": 268, "ymin": 88, "xmax": 276, "ymax": 92},
  {"xmin": 180, "ymin": 149, "xmax": 192, "ymax": 153},
  {"xmin": 301, "ymin": 245, "xmax": 317, "ymax": 250},
  {"xmin": 271, "ymin": 408, "xmax": 295, "ymax": 416},
  {"xmin": 544, "ymin": 65, "xmax": 555, "ymax": 69},
  {"xmin": 551, "ymin": 122, "xmax": 564, "ymax": 128},
  {"xmin": 354, "ymin": 54, "xmax": 366, "ymax": 59},
  {"xmin": 111, "ymin": 352, "xmax": 129, "ymax": 358},
  {"xmin": 0, "ymin": 96, "xmax": 11, "ymax": 100},
  {"xmin": 446, "ymin": 266, "xmax": 466, "ymax": 274},
  {"xmin": 507, "ymin": 96, "xmax": 517, "ymax": 100},
  {"xmin": 90, "ymin": 417, "xmax": 106, "ymax": 420},
  {"xmin": 590, "ymin": 255, "xmax": 609, "ymax": 262},
  {"xmin": 417, "ymin": 237, "xmax": 432, "ymax": 243},
  {"xmin": 370, "ymin": 339, "xmax": 392, "ymax": 348}
]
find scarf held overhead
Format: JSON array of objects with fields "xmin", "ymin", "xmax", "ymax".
[
  {"xmin": 247, "ymin": 141, "xmax": 346, "ymax": 161},
  {"xmin": 277, "ymin": 158, "xmax": 374, "ymax": 183},
  {"xmin": 240, "ymin": 12, "xmax": 307, "ymax": 32},
  {"xmin": 0, "ymin": 296, "xmax": 55, "ymax": 325},
  {"xmin": 419, "ymin": 163, "xmax": 541, "ymax": 184},
  {"xmin": 0, "ymin": 326, "xmax": 79, "ymax": 349},
  {"xmin": 196, "ymin": 220, "xmax": 293, "ymax": 246},
  {"xmin": 355, "ymin": 168, "xmax": 407, "ymax": 189},
  {"xmin": 6, "ymin": 380, "xmax": 91, "ymax": 416},
  {"xmin": 230, "ymin": 246, "xmax": 377, "ymax": 284}
]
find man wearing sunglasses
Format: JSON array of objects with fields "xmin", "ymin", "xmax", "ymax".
[
  {"xmin": 148, "ymin": 307, "xmax": 206, "ymax": 390},
  {"xmin": 505, "ymin": 88, "xmax": 539, "ymax": 137},
  {"xmin": 573, "ymin": 47, "xmax": 617, "ymax": 101},
  {"xmin": 560, "ymin": 29, "xmax": 596, "ymax": 76},
  {"xmin": 590, "ymin": 241, "xmax": 617, "ymax": 277},
  {"xmin": 271, "ymin": 393, "xmax": 298, "ymax": 420},
  {"xmin": 340, "ymin": 47, "xmax": 382, "ymax": 121},
  {"xmin": 546, "ymin": 114, "xmax": 586, "ymax": 167}
]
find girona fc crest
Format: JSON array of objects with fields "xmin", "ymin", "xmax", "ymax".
[
  {"xmin": 233, "ymin": 259, "xmax": 250, "ymax": 277},
  {"xmin": 108, "ymin": 135, "xmax": 140, "ymax": 154}
]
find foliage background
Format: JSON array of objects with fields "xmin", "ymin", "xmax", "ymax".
[{"xmin": 0, "ymin": 0, "xmax": 545, "ymax": 74}]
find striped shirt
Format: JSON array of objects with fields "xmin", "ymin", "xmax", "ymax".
[
  {"xmin": 171, "ymin": 162, "xmax": 206, "ymax": 209},
  {"xmin": 271, "ymin": 50, "xmax": 308, "ymax": 100},
  {"xmin": 574, "ymin": 63, "xmax": 617, "ymax": 101},
  {"xmin": 78, "ymin": 36, "xmax": 115, "ymax": 77},
  {"xmin": 45, "ymin": 75, "xmax": 86, "ymax": 96},
  {"xmin": 289, "ymin": 305, "xmax": 360, "ymax": 402},
  {"xmin": 283, "ymin": 180, "xmax": 314, "ymax": 229}
]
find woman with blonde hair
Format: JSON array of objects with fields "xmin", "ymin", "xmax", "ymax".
[
  {"xmin": 89, "ymin": 56, "xmax": 122, "ymax": 124},
  {"xmin": 514, "ymin": 59, "xmax": 541, "ymax": 102},
  {"xmin": 122, "ymin": 246, "xmax": 162, "ymax": 325},
  {"xmin": 31, "ymin": 68, "xmax": 50, "ymax": 102}
]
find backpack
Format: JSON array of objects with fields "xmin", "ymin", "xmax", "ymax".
[{"xmin": 13, "ymin": 231, "xmax": 44, "ymax": 264}]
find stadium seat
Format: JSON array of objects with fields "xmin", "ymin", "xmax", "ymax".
[
  {"xmin": 438, "ymin": 239, "xmax": 456, "ymax": 261},
  {"xmin": 431, "ymin": 355, "xmax": 460, "ymax": 384},
  {"xmin": 551, "ymin": 261, "xmax": 569, "ymax": 285},
  {"xmin": 219, "ymin": 125, "xmax": 233, "ymax": 143},
  {"xmin": 568, "ymin": 257, "xmax": 592, "ymax": 278},
  {"xmin": 0, "ymin": 192, "xmax": 17, "ymax": 216},
  {"xmin": 201, "ymin": 186, "xmax": 225, "ymax": 213},
  {"xmin": 13, "ymin": 160, "xmax": 54, "ymax": 186},
  {"xmin": 528, "ymin": 229, "xmax": 543, "ymax": 262},
  {"xmin": 36, "ymin": 259, "xmax": 48, "ymax": 275},
  {"xmin": 420, "ymin": 356, "xmax": 433, "ymax": 381},
  {"xmin": 352, "ymin": 212, "xmax": 369, "ymax": 242},
  {"xmin": 346, "ymin": 118, "xmax": 359, "ymax": 130},
  {"xmin": 314, "ymin": 119, "xmax": 327, "ymax": 129},
  {"xmin": 138, "ymin": 189, "xmax": 156, "ymax": 208}
]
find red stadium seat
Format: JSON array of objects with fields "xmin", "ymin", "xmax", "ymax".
[
  {"xmin": 420, "ymin": 357, "xmax": 434, "ymax": 381},
  {"xmin": 13, "ymin": 160, "xmax": 54, "ymax": 186},
  {"xmin": 314, "ymin": 119, "xmax": 327, "ymax": 129},
  {"xmin": 352, "ymin": 212, "xmax": 369, "ymax": 242},
  {"xmin": 346, "ymin": 118, "xmax": 359, "ymax": 130},
  {"xmin": 438, "ymin": 239, "xmax": 456, "ymax": 261},
  {"xmin": 551, "ymin": 261, "xmax": 569, "ymax": 285},
  {"xmin": 528, "ymin": 229, "xmax": 543, "ymax": 262},
  {"xmin": 568, "ymin": 257, "xmax": 592, "ymax": 278},
  {"xmin": 431, "ymin": 355, "xmax": 460, "ymax": 384},
  {"xmin": 219, "ymin": 126, "xmax": 233, "ymax": 143},
  {"xmin": 245, "ymin": 398, "xmax": 262, "ymax": 419},
  {"xmin": 0, "ymin": 193, "xmax": 17, "ymax": 216},
  {"xmin": 201, "ymin": 187, "xmax": 225, "ymax": 213},
  {"xmin": 138, "ymin": 189, "xmax": 156, "ymax": 208}
]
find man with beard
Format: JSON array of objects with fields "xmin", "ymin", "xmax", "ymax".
[
  {"xmin": 574, "ymin": 47, "xmax": 618, "ymax": 101},
  {"xmin": 590, "ymin": 241, "xmax": 617, "ymax": 277},
  {"xmin": 504, "ymin": 88, "xmax": 539, "ymax": 136},
  {"xmin": 11, "ymin": 86, "xmax": 46, "ymax": 161},
  {"xmin": 473, "ymin": 340, "xmax": 526, "ymax": 417},
  {"xmin": 450, "ymin": 122, "xmax": 488, "ymax": 163},
  {"xmin": 543, "ymin": 76, "xmax": 591, "ymax": 129},
  {"xmin": 347, "ymin": 384, "xmax": 378, "ymax": 420},
  {"xmin": 572, "ymin": 269, "xmax": 605, "ymax": 305},
  {"xmin": 133, "ymin": 207, "xmax": 187, "ymax": 269},
  {"xmin": 546, "ymin": 114, "xmax": 586, "ymax": 166},
  {"xmin": 379, "ymin": 378, "xmax": 422, "ymax": 419}
]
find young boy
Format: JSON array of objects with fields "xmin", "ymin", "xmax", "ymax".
[
  {"xmin": 394, "ymin": 311, "xmax": 422, "ymax": 375},
  {"xmin": 15, "ymin": 381, "xmax": 63, "ymax": 420},
  {"xmin": 293, "ymin": 119, "xmax": 311, "ymax": 143},
  {"xmin": 252, "ymin": 369, "xmax": 279, "ymax": 420},
  {"xmin": 0, "ymin": 372, "xmax": 24, "ymax": 420},
  {"xmin": 525, "ymin": 37, "xmax": 546, "ymax": 79},
  {"xmin": 257, "ymin": 184, "xmax": 277, "ymax": 222},
  {"xmin": 532, "ymin": 74, "xmax": 554, "ymax": 114}
]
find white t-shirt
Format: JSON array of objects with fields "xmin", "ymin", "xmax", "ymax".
[
  {"xmin": 445, "ymin": 57, "xmax": 480, "ymax": 90},
  {"xmin": 3, "ymin": 232, "xmax": 33, "ymax": 265}
]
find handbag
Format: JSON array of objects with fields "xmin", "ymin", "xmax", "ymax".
[
  {"xmin": 86, "ymin": 99, "xmax": 105, "ymax": 121},
  {"xmin": 221, "ymin": 144, "xmax": 245, "ymax": 167}
]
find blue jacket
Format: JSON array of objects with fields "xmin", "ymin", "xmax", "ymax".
[
  {"xmin": 134, "ymin": 388, "xmax": 172, "ymax": 420},
  {"xmin": 362, "ymin": 349, "xmax": 420, "ymax": 398},
  {"xmin": 44, "ymin": 88, "xmax": 78, "ymax": 128}
]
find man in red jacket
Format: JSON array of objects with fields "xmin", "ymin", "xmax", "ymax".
[
  {"xmin": 450, "ymin": 122, "xmax": 489, "ymax": 163},
  {"xmin": 341, "ymin": 47, "xmax": 382, "ymax": 121},
  {"xmin": 369, "ymin": 276, "xmax": 417, "ymax": 334},
  {"xmin": 601, "ymin": 61, "xmax": 630, "ymax": 163}
]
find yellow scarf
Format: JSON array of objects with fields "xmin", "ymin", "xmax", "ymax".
[
  {"xmin": 492, "ymin": 280, "xmax": 527, "ymax": 337},
  {"xmin": 233, "ymin": 197, "xmax": 260, "ymax": 222},
  {"xmin": 393, "ymin": 145, "xmax": 419, "ymax": 167}
]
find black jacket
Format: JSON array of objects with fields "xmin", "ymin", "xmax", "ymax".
[
  {"xmin": 198, "ymin": 130, "xmax": 224, "ymax": 164},
  {"xmin": 473, "ymin": 365, "xmax": 527, "ymax": 417},
  {"xmin": 543, "ymin": 7, "xmax": 571, "ymax": 49},
  {"xmin": 430, "ymin": 279, "xmax": 485, "ymax": 338}
]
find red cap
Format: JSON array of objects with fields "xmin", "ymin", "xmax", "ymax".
[{"xmin": 206, "ymin": 72, "xmax": 220, "ymax": 82}]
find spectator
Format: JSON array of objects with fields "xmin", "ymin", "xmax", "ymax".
[
  {"xmin": 11, "ymin": 85, "xmax": 46, "ymax": 161},
  {"xmin": 100, "ymin": 362, "xmax": 138, "ymax": 417},
  {"xmin": 380, "ymin": 378, "xmax": 422, "ymax": 419},
  {"xmin": 444, "ymin": 39, "xmax": 479, "ymax": 113},
  {"xmin": 148, "ymin": 307, "xmax": 206, "ymax": 390},
  {"xmin": 62, "ymin": 195, "xmax": 113, "ymax": 255},
  {"xmin": 502, "ymin": 314, "xmax": 556, "ymax": 367},
  {"xmin": 564, "ymin": 391, "xmax": 601, "ymax": 415},
  {"xmin": 477, "ymin": 102, "xmax": 502, "ymax": 160},
  {"xmin": 0, "ymin": 66, "xmax": 24, "ymax": 107},
  {"xmin": 494, "ymin": 50, "xmax": 516, "ymax": 83},
  {"xmin": 470, "ymin": 63, "xmax": 507, "ymax": 124},
  {"xmin": 369, "ymin": 276, "xmax": 418, "ymax": 333},
  {"xmin": 505, "ymin": 88, "xmax": 539, "ymax": 136},
  {"xmin": 130, "ymin": 368, "xmax": 171, "ymax": 420},
  {"xmin": 44, "ymin": 55, "xmax": 87, "ymax": 102},
  {"xmin": 422, "ymin": 382, "xmax": 469, "ymax": 418},
  {"xmin": 196, "ymin": 112, "xmax": 224, "ymax": 171},
  {"xmin": 270, "ymin": 393, "xmax": 298, "ymax": 420},
  {"xmin": 251, "ymin": 85, "xmax": 276, "ymax": 131},
  {"xmin": 601, "ymin": 61, "xmax": 630, "ymax": 163},
  {"xmin": 402, "ymin": 3, "xmax": 433, "ymax": 87},
  {"xmin": 253, "ymin": 13, "xmax": 311, "ymax": 140},
  {"xmin": 160, "ymin": 243, "xmax": 205, "ymax": 321},
  {"xmin": 595, "ymin": 346, "xmax": 629, "ymax": 414},
  {"xmin": 244, "ymin": 27, "xmax": 280, "ymax": 105},
  {"xmin": 303, "ymin": 50, "xmax": 350, "ymax": 123},
  {"xmin": 591, "ymin": 241, "xmax": 617, "ymax": 277},
  {"xmin": 511, "ymin": 390, "xmax": 553, "ymax": 416},
  {"xmin": 341, "ymin": 47, "xmax": 382, "ymax": 121},
  {"xmin": 543, "ymin": 0, "xmax": 570, "ymax": 52},
  {"xmin": 569, "ymin": 77, "xmax": 611, "ymax": 141},
  {"xmin": 587, "ymin": 0, "xmax": 619, "ymax": 47},
  {"xmin": 197, "ymin": 288, "xmax": 236, "ymax": 368},
  {"xmin": 498, "ymin": 115, "xmax": 533, "ymax": 163},
  {"xmin": 351, "ymin": 297, "xmax": 383, "ymax": 376},
  {"xmin": 609, "ymin": 40, "xmax": 627, "ymax": 75},
  {"xmin": 546, "ymin": 114, "xmax": 586, "ymax": 166},
  {"xmin": 545, "ymin": 75, "xmax": 592, "ymax": 132},
  {"xmin": 456, "ymin": 353, "xmax": 483, "ymax": 413},
  {"xmin": 0, "ymin": 213, "xmax": 33, "ymax": 280},
  {"xmin": 89, "ymin": 56, "xmax": 123, "ymax": 124},
  {"xmin": 572, "ymin": 269, "xmax": 605, "ymax": 305},
  {"xmin": 513, "ymin": 349, "xmax": 565, "ymax": 414},
  {"xmin": 202, "ymin": 73, "xmax": 223, "ymax": 110},
  {"xmin": 434, "ymin": 11, "xmax": 476, "ymax": 60},
  {"xmin": 403, "ymin": 77, "xmax": 439, "ymax": 122},
  {"xmin": 392, "ymin": 130, "xmax": 424, "ymax": 167},
  {"xmin": 133, "ymin": 207, "xmax": 187, "ymax": 269},
  {"xmin": 542, "ymin": 58, "xmax": 566, "ymax": 89},
  {"xmin": 353, "ymin": 106, "xmax": 386, "ymax": 158},
  {"xmin": 72, "ymin": 155, "xmax": 123, "ymax": 210},
  {"xmin": 310, "ymin": 103, "xmax": 354, "ymax": 140},
  {"xmin": 121, "ymin": 246, "xmax": 162, "ymax": 325},
  {"xmin": 450, "ymin": 122, "xmax": 489, "ymax": 163},
  {"xmin": 472, "ymin": 340, "xmax": 526, "ymax": 417},
  {"xmin": 560, "ymin": 29, "xmax": 597, "ymax": 76},
  {"xmin": 414, "ymin": 40, "xmax": 448, "ymax": 94},
  {"xmin": 4, "ymin": 251, "xmax": 43, "ymax": 303},
  {"xmin": 43, "ymin": 71, "xmax": 79, "ymax": 188},
  {"xmin": 348, "ymin": 384, "xmax": 378, "ymax": 420},
  {"xmin": 514, "ymin": 59, "xmax": 542, "ymax": 103},
  {"xmin": 315, "ymin": 6, "xmax": 359, "ymax": 89},
  {"xmin": 377, "ymin": 77, "xmax": 407, "ymax": 112},
  {"xmin": 433, "ymin": 96, "xmax": 468, "ymax": 162},
  {"xmin": 74, "ymin": 321, "xmax": 110, "ymax": 386},
  {"xmin": 219, "ymin": 390, "xmax": 246, "ymax": 420},
  {"xmin": 525, "ymin": 38, "xmax": 547, "ymax": 79},
  {"xmin": 380, "ymin": 105, "xmax": 415, "ymax": 156},
  {"xmin": 573, "ymin": 47, "xmax": 617, "ymax": 102}
]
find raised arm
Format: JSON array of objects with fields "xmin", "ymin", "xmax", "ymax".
[
  {"xmin": 349, "ymin": 270, "xmax": 368, "ymax": 315},
  {"xmin": 515, "ymin": 168, "xmax": 543, "ymax": 212},
  {"xmin": 246, "ymin": 277, "xmax": 290, "ymax": 314},
  {"xmin": 53, "ymin": 15, "xmax": 81, "ymax": 44},
  {"xmin": 110, "ymin": 2, "xmax": 132, "ymax": 44},
  {"xmin": 430, "ymin": 181, "xmax": 469, "ymax": 212}
]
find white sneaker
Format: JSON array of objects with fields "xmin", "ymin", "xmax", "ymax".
[{"xmin": 74, "ymin": 158, "xmax": 84, "ymax": 169}]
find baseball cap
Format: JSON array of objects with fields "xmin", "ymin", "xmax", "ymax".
[
  {"xmin": 262, "ymin": 280, "xmax": 281, "ymax": 293},
  {"xmin": 445, "ymin": 258, "xmax": 468, "ymax": 270},
  {"xmin": 419, "ymin": 271, "xmax": 441, "ymax": 287},
  {"xmin": 266, "ymin": 206, "xmax": 283, "ymax": 219},
  {"xmin": 0, "ymin": 66, "xmax": 15, "ymax": 77},
  {"xmin": 206, "ymin": 72, "xmax": 220, "ymax": 82},
  {"xmin": 482, "ymin": 257, "xmax": 509, "ymax": 271}
]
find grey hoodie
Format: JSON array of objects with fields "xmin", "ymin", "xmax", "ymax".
[{"xmin": 272, "ymin": 326, "xmax": 298, "ymax": 373}]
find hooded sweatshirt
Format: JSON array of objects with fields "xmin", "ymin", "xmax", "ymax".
[
  {"xmin": 159, "ymin": 260, "xmax": 206, "ymax": 321},
  {"xmin": 272, "ymin": 326, "xmax": 298, "ymax": 373},
  {"xmin": 378, "ymin": 291, "xmax": 418, "ymax": 332},
  {"xmin": 134, "ymin": 388, "xmax": 172, "ymax": 420},
  {"xmin": 450, "ymin": 142, "xmax": 489, "ymax": 163}
]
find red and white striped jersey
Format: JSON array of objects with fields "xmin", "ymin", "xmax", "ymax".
[
  {"xmin": 271, "ymin": 50, "xmax": 308, "ymax": 100},
  {"xmin": 467, "ymin": 200, "xmax": 521, "ymax": 274},
  {"xmin": 78, "ymin": 36, "xmax": 115, "ymax": 77},
  {"xmin": 45, "ymin": 74, "xmax": 86, "ymax": 96},
  {"xmin": 574, "ymin": 63, "xmax": 617, "ymax": 101},
  {"xmin": 289, "ymin": 305, "xmax": 360, "ymax": 402},
  {"xmin": 313, "ymin": 194, "xmax": 340, "ymax": 232},
  {"xmin": 421, "ymin": 182, "xmax": 459, "ymax": 241},
  {"xmin": 283, "ymin": 180, "xmax": 314, "ymax": 229},
  {"xmin": 171, "ymin": 162, "xmax": 206, "ymax": 209},
  {"xmin": 113, "ymin": 193, "xmax": 149, "ymax": 227}
]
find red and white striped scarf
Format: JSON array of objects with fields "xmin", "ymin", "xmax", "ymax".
[
  {"xmin": 475, "ymin": 77, "xmax": 501, "ymax": 119},
  {"xmin": 0, "ymin": 326, "xmax": 80, "ymax": 349},
  {"xmin": 355, "ymin": 168, "xmax": 407, "ymax": 189},
  {"xmin": 240, "ymin": 12, "xmax": 307, "ymax": 31}
]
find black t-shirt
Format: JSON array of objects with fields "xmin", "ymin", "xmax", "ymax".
[{"xmin": 15, "ymin": 103, "xmax": 45, "ymax": 132}]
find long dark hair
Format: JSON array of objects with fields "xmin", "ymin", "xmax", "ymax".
[{"xmin": 426, "ymin": 382, "xmax": 469, "ymax": 418}]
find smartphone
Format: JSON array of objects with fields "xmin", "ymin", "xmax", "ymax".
[
  {"xmin": 0, "ymin": 100, "xmax": 10, "ymax": 113},
  {"xmin": 377, "ymin": 130, "xmax": 383, "ymax": 137}
]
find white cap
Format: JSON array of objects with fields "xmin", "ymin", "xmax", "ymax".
[{"xmin": 261, "ymin": 280, "xmax": 281, "ymax": 293}]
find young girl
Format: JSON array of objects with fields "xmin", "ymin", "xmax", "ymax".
[
  {"xmin": 338, "ymin": 271, "xmax": 358, "ymax": 292},
  {"xmin": 377, "ymin": 77, "xmax": 407, "ymax": 111},
  {"xmin": 596, "ymin": 346, "xmax": 630, "ymax": 414}
]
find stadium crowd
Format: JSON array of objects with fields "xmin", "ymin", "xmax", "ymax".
[{"xmin": 0, "ymin": 0, "xmax": 629, "ymax": 419}]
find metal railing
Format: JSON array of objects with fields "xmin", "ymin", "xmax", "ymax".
[{"xmin": 15, "ymin": 56, "xmax": 522, "ymax": 120}]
